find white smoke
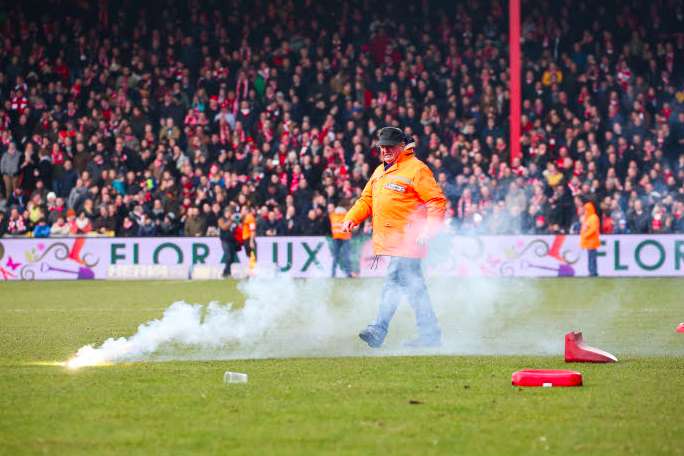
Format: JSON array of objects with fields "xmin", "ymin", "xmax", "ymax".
[
  {"xmin": 66, "ymin": 265, "xmax": 680, "ymax": 368},
  {"xmin": 65, "ymin": 270, "xmax": 556, "ymax": 368},
  {"xmin": 66, "ymin": 276, "xmax": 356, "ymax": 368}
]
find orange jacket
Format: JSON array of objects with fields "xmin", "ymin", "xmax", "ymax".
[
  {"xmin": 345, "ymin": 148, "xmax": 446, "ymax": 258},
  {"xmin": 242, "ymin": 213, "xmax": 256, "ymax": 241},
  {"xmin": 580, "ymin": 202, "xmax": 600, "ymax": 249},
  {"xmin": 330, "ymin": 209, "xmax": 352, "ymax": 240}
]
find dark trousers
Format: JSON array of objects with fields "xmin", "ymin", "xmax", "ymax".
[
  {"xmin": 374, "ymin": 257, "xmax": 440, "ymax": 338},
  {"xmin": 331, "ymin": 238, "xmax": 352, "ymax": 278},
  {"xmin": 587, "ymin": 249, "xmax": 598, "ymax": 277},
  {"xmin": 221, "ymin": 239, "xmax": 238, "ymax": 277}
]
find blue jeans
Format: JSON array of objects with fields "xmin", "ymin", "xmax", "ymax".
[
  {"xmin": 373, "ymin": 257, "xmax": 441, "ymax": 338},
  {"xmin": 331, "ymin": 239, "xmax": 352, "ymax": 278},
  {"xmin": 587, "ymin": 249, "xmax": 598, "ymax": 277}
]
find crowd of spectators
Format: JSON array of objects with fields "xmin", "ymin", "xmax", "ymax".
[{"xmin": 1, "ymin": 0, "xmax": 684, "ymax": 240}]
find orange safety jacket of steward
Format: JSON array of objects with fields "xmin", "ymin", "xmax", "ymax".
[
  {"xmin": 344, "ymin": 148, "xmax": 446, "ymax": 258},
  {"xmin": 329, "ymin": 211, "xmax": 352, "ymax": 240},
  {"xmin": 580, "ymin": 201, "xmax": 600, "ymax": 249},
  {"xmin": 242, "ymin": 213, "xmax": 256, "ymax": 241}
]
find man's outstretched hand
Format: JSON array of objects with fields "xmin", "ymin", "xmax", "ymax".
[{"xmin": 341, "ymin": 220, "xmax": 357, "ymax": 233}]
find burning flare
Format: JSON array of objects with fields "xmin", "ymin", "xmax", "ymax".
[
  {"xmin": 62, "ymin": 274, "xmax": 301, "ymax": 368},
  {"xmin": 66, "ymin": 344, "xmax": 120, "ymax": 369}
]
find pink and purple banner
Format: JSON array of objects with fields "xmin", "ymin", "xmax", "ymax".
[{"xmin": 0, "ymin": 234, "xmax": 683, "ymax": 280}]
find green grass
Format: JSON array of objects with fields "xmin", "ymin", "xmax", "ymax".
[{"xmin": 1, "ymin": 279, "xmax": 683, "ymax": 455}]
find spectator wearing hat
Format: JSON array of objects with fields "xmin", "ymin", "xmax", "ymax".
[{"xmin": 65, "ymin": 209, "xmax": 77, "ymax": 235}]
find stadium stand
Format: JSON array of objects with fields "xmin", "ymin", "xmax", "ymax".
[{"xmin": 0, "ymin": 0, "xmax": 683, "ymax": 238}]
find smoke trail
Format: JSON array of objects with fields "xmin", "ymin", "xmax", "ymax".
[
  {"xmin": 63, "ymin": 270, "xmax": 576, "ymax": 367},
  {"xmin": 66, "ymin": 272, "xmax": 339, "ymax": 367},
  {"xmin": 66, "ymin": 262, "xmax": 681, "ymax": 367}
]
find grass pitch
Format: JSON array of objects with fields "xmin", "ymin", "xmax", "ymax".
[{"xmin": 1, "ymin": 279, "xmax": 683, "ymax": 455}]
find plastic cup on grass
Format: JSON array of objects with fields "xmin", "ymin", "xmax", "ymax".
[{"xmin": 224, "ymin": 371, "xmax": 248, "ymax": 384}]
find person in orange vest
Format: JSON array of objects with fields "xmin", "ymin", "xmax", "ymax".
[
  {"xmin": 328, "ymin": 203, "xmax": 353, "ymax": 278},
  {"xmin": 241, "ymin": 205, "xmax": 257, "ymax": 272},
  {"xmin": 580, "ymin": 199, "xmax": 600, "ymax": 277},
  {"xmin": 342, "ymin": 127, "xmax": 446, "ymax": 348}
]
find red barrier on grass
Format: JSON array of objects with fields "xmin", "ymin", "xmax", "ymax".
[
  {"xmin": 565, "ymin": 331, "xmax": 618, "ymax": 363},
  {"xmin": 676, "ymin": 323, "xmax": 684, "ymax": 333},
  {"xmin": 512, "ymin": 369, "xmax": 583, "ymax": 387}
]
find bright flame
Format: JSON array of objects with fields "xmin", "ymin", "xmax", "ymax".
[{"xmin": 65, "ymin": 345, "xmax": 113, "ymax": 369}]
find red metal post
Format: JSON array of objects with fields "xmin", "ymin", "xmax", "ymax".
[{"xmin": 509, "ymin": 0, "xmax": 521, "ymax": 164}]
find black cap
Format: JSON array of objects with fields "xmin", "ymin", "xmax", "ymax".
[{"xmin": 377, "ymin": 127, "xmax": 405, "ymax": 146}]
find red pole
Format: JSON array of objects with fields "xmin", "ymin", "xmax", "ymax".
[{"xmin": 509, "ymin": 0, "xmax": 521, "ymax": 164}]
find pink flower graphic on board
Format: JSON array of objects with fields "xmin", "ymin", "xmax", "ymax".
[{"xmin": 6, "ymin": 257, "xmax": 21, "ymax": 271}]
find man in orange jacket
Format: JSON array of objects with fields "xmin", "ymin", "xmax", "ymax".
[
  {"xmin": 342, "ymin": 127, "xmax": 446, "ymax": 348},
  {"xmin": 580, "ymin": 200, "xmax": 600, "ymax": 277}
]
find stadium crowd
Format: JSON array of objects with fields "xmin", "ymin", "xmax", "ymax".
[{"xmin": 0, "ymin": 0, "xmax": 684, "ymax": 240}]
